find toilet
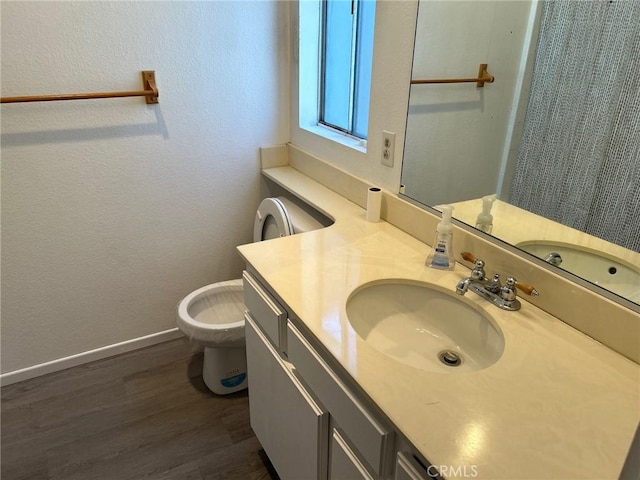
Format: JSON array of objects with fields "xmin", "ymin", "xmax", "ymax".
[{"xmin": 176, "ymin": 196, "xmax": 330, "ymax": 394}]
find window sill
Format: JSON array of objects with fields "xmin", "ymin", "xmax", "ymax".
[{"xmin": 301, "ymin": 124, "xmax": 367, "ymax": 154}]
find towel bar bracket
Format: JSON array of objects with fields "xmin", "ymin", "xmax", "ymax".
[{"xmin": 142, "ymin": 71, "xmax": 158, "ymax": 104}]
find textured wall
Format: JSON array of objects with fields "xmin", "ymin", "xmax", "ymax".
[{"xmin": 1, "ymin": 1, "xmax": 289, "ymax": 373}]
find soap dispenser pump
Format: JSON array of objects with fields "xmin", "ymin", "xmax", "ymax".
[
  {"xmin": 475, "ymin": 194, "xmax": 497, "ymax": 234},
  {"xmin": 426, "ymin": 205, "xmax": 455, "ymax": 270}
]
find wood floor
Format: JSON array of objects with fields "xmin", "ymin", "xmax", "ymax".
[{"xmin": 1, "ymin": 338, "xmax": 279, "ymax": 480}]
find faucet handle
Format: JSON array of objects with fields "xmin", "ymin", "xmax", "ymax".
[
  {"xmin": 501, "ymin": 277, "xmax": 539, "ymax": 303},
  {"xmin": 500, "ymin": 277, "xmax": 518, "ymax": 302},
  {"xmin": 461, "ymin": 252, "xmax": 486, "ymax": 279},
  {"xmin": 461, "ymin": 251, "xmax": 478, "ymax": 263},
  {"xmin": 514, "ymin": 280, "xmax": 539, "ymax": 297}
]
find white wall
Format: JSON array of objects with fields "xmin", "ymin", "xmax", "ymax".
[{"xmin": 1, "ymin": 1, "xmax": 290, "ymax": 375}]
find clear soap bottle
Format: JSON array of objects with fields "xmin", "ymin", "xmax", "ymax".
[
  {"xmin": 475, "ymin": 194, "xmax": 496, "ymax": 234},
  {"xmin": 426, "ymin": 205, "xmax": 455, "ymax": 270}
]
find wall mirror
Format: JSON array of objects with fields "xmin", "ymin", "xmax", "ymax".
[{"xmin": 400, "ymin": 0, "xmax": 639, "ymax": 308}]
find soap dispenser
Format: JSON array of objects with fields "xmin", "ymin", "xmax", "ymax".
[
  {"xmin": 475, "ymin": 194, "xmax": 496, "ymax": 234},
  {"xmin": 426, "ymin": 205, "xmax": 455, "ymax": 270}
]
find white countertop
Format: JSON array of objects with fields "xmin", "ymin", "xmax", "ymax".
[{"xmin": 238, "ymin": 166, "xmax": 640, "ymax": 480}]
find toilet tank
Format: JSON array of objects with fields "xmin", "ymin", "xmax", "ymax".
[{"xmin": 276, "ymin": 196, "xmax": 333, "ymax": 234}]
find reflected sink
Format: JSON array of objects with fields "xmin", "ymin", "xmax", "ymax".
[
  {"xmin": 345, "ymin": 280, "xmax": 504, "ymax": 373},
  {"xmin": 517, "ymin": 241, "xmax": 640, "ymax": 301}
]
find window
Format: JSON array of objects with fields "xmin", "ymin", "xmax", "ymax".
[
  {"xmin": 299, "ymin": 0, "xmax": 376, "ymax": 146},
  {"xmin": 320, "ymin": 0, "xmax": 375, "ymax": 139}
]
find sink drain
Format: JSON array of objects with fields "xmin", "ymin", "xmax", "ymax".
[{"xmin": 438, "ymin": 350, "xmax": 463, "ymax": 367}]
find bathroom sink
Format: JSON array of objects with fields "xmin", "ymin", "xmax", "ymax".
[
  {"xmin": 345, "ymin": 280, "xmax": 504, "ymax": 373},
  {"xmin": 517, "ymin": 241, "xmax": 640, "ymax": 301}
]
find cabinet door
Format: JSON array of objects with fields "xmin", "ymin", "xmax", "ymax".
[
  {"xmin": 245, "ymin": 314, "xmax": 328, "ymax": 480},
  {"xmin": 395, "ymin": 452, "xmax": 431, "ymax": 480},
  {"xmin": 329, "ymin": 429, "xmax": 374, "ymax": 480}
]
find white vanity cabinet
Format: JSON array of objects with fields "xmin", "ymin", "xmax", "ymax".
[
  {"xmin": 245, "ymin": 315, "xmax": 328, "ymax": 480},
  {"xmin": 243, "ymin": 269, "xmax": 431, "ymax": 480}
]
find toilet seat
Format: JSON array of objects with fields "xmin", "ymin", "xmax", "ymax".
[
  {"xmin": 253, "ymin": 197, "xmax": 294, "ymax": 242},
  {"xmin": 176, "ymin": 279, "xmax": 245, "ymax": 348},
  {"xmin": 176, "ymin": 279, "xmax": 247, "ymax": 394}
]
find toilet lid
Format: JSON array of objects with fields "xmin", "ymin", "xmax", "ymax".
[{"xmin": 254, "ymin": 197, "xmax": 293, "ymax": 242}]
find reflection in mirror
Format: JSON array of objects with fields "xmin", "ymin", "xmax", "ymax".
[{"xmin": 401, "ymin": 0, "xmax": 640, "ymax": 306}]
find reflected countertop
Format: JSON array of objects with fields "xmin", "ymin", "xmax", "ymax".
[
  {"xmin": 450, "ymin": 199, "xmax": 640, "ymax": 267},
  {"xmin": 237, "ymin": 166, "xmax": 640, "ymax": 480}
]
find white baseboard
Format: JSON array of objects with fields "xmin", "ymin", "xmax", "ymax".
[{"xmin": 0, "ymin": 328, "xmax": 184, "ymax": 387}]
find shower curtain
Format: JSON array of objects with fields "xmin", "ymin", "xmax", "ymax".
[{"xmin": 509, "ymin": 0, "xmax": 640, "ymax": 252}]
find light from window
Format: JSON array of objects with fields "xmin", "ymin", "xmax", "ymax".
[{"xmin": 320, "ymin": 0, "xmax": 376, "ymax": 140}]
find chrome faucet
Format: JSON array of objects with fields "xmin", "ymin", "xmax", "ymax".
[
  {"xmin": 456, "ymin": 252, "xmax": 539, "ymax": 311},
  {"xmin": 543, "ymin": 252, "xmax": 563, "ymax": 266}
]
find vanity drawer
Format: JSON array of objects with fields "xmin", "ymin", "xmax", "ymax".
[
  {"xmin": 242, "ymin": 270, "xmax": 285, "ymax": 349},
  {"xmin": 287, "ymin": 322, "xmax": 393, "ymax": 477}
]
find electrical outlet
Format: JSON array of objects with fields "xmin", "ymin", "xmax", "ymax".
[{"xmin": 381, "ymin": 130, "xmax": 395, "ymax": 167}]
